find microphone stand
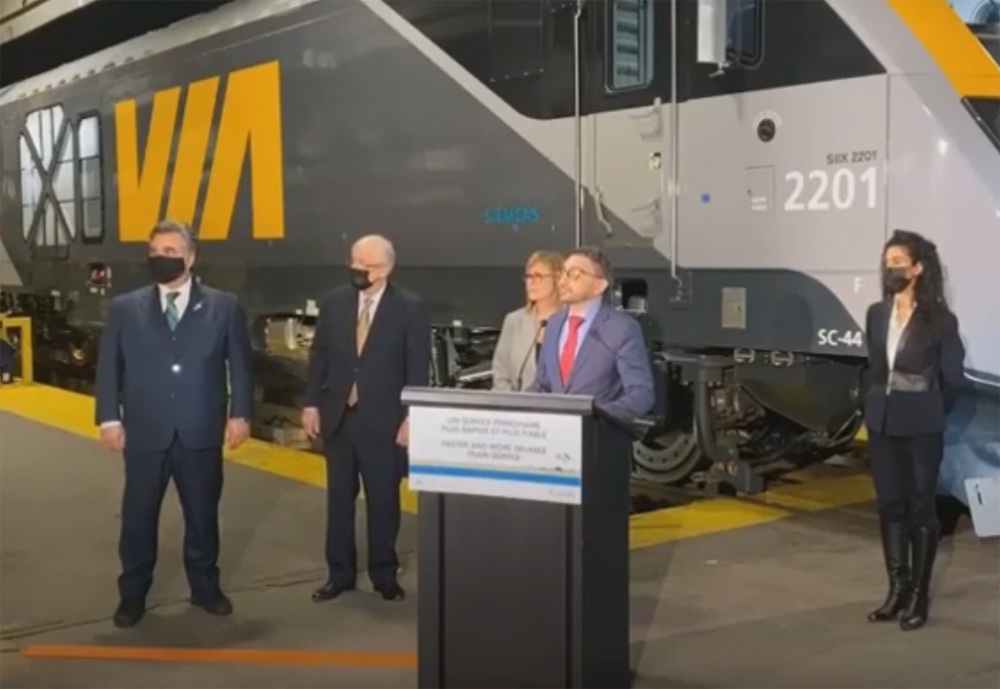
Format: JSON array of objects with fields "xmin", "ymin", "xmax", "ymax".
[{"xmin": 514, "ymin": 318, "xmax": 548, "ymax": 392}]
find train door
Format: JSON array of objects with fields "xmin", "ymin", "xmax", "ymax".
[{"xmin": 584, "ymin": 0, "xmax": 674, "ymax": 260}]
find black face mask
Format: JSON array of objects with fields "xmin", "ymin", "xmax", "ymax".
[
  {"xmin": 148, "ymin": 255, "xmax": 187, "ymax": 285},
  {"xmin": 349, "ymin": 267, "xmax": 373, "ymax": 291},
  {"xmin": 883, "ymin": 267, "xmax": 912, "ymax": 295}
]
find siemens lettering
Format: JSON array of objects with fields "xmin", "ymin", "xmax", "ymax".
[{"xmin": 483, "ymin": 205, "xmax": 540, "ymax": 226}]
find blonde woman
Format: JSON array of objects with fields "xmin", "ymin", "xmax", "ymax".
[{"xmin": 492, "ymin": 251, "xmax": 563, "ymax": 391}]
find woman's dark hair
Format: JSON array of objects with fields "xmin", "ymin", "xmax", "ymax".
[{"xmin": 882, "ymin": 229, "xmax": 949, "ymax": 330}]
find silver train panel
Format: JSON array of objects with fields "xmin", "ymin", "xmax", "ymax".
[
  {"xmin": 887, "ymin": 74, "xmax": 1000, "ymax": 383},
  {"xmin": 674, "ymin": 76, "xmax": 889, "ymax": 335}
]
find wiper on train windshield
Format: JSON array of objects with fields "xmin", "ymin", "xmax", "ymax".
[
  {"xmin": 964, "ymin": 96, "xmax": 1000, "ymax": 150},
  {"xmin": 965, "ymin": 17, "xmax": 1000, "ymax": 150}
]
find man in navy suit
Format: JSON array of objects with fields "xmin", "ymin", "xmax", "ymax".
[
  {"xmin": 94, "ymin": 220, "xmax": 253, "ymax": 629},
  {"xmin": 528, "ymin": 246, "xmax": 655, "ymax": 423},
  {"xmin": 302, "ymin": 235, "xmax": 431, "ymax": 603}
]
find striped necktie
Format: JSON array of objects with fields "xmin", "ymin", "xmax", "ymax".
[
  {"xmin": 347, "ymin": 297, "xmax": 373, "ymax": 407},
  {"xmin": 164, "ymin": 291, "xmax": 180, "ymax": 331},
  {"xmin": 356, "ymin": 297, "xmax": 373, "ymax": 353}
]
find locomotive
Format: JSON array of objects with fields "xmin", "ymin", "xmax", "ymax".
[{"xmin": 1, "ymin": 0, "xmax": 997, "ymax": 494}]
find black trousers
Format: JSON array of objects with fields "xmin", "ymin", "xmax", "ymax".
[
  {"xmin": 868, "ymin": 431, "xmax": 944, "ymax": 527},
  {"xmin": 118, "ymin": 434, "xmax": 224, "ymax": 600},
  {"xmin": 323, "ymin": 408, "xmax": 402, "ymax": 588}
]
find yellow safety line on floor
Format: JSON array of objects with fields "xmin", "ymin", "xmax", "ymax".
[
  {"xmin": 0, "ymin": 383, "xmax": 416, "ymax": 515},
  {"xmin": 0, "ymin": 384, "xmax": 875, "ymax": 548},
  {"xmin": 19, "ymin": 643, "xmax": 417, "ymax": 667}
]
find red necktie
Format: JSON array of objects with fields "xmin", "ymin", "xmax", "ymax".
[{"xmin": 559, "ymin": 315, "xmax": 584, "ymax": 384}]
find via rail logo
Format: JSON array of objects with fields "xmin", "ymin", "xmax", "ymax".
[
  {"xmin": 483, "ymin": 204, "xmax": 540, "ymax": 232},
  {"xmin": 553, "ymin": 451, "xmax": 573, "ymax": 472}
]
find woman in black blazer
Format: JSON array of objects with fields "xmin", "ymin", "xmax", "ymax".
[{"xmin": 864, "ymin": 230, "xmax": 966, "ymax": 632}]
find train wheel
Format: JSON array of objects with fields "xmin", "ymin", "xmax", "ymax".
[{"xmin": 632, "ymin": 428, "xmax": 703, "ymax": 485}]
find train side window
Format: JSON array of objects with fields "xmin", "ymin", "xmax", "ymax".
[
  {"xmin": 19, "ymin": 105, "xmax": 76, "ymax": 248},
  {"xmin": 606, "ymin": 0, "xmax": 655, "ymax": 92},
  {"xmin": 727, "ymin": 0, "xmax": 761, "ymax": 64},
  {"xmin": 77, "ymin": 114, "xmax": 104, "ymax": 243}
]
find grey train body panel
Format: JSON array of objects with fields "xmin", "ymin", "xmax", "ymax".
[{"xmin": 0, "ymin": 0, "xmax": 997, "ymax": 493}]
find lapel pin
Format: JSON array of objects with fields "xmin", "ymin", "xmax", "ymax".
[{"xmin": 193, "ymin": 301, "xmax": 204, "ymax": 312}]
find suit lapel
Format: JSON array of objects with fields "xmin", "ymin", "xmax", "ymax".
[
  {"xmin": 147, "ymin": 285, "xmax": 172, "ymax": 339},
  {"xmin": 892, "ymin": 301, "xmax": 918, "ymax": 367},
  {"xmin": 173, "ymin": 280, "xmax": 207, "ymax": 339},
  {"xmin": 566, "ymin": 306, "xmax": 609, "ymax": 389},
  {"xmin": 341, "ymin": 290, "xmax": 360, "ymax": 356}
]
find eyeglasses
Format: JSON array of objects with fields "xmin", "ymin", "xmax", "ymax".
[
  {"xmin": 560, "ymin": 267, "xmax": 599, "ymax": 281},
  {"xmin": 524, "ymin": 272, "xmax": 554, "ymax": 282}
]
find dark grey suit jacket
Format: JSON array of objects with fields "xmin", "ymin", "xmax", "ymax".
[{"xmin": 304, "ymin": 282, "xmax": 432, "ymax": 441}]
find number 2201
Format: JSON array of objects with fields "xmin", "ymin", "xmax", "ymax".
[{"xmin": 784, "ymin": 166, "xmax": 877, "ymax": 212}]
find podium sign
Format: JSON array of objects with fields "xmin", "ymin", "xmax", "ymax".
[
  {"xmin": 408, "ymin": 405, "xmax": 583, "ymax": 504},
  {"xmin": 403, "ymin": 387, "xmax": 630, "ymax": 689}
]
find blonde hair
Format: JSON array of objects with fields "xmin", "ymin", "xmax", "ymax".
[{"xmin": 524, "ymin": 250, "xmax": 564, "ymax": 308}]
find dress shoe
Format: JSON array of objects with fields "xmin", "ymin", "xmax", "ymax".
[
  {"xmin": 191, "ymin": 592, "xmax": 233, "ymax": 616},
  {"xmin": 113, "ymin": 598, "xmax": 146, "ymax": 629},
  {"xmin": 868, "ymin": 518, "xmax": 911, "ymax": 622},
  {"xmin": 312, "ymin": 581, "xmax": 356, "ymax": 602},
  {"xmin": 374, "ymin": 582, "xmax": 405, "ymax": 601},
  {"xmin": 900, "ymin": 525, "xmax": 940, "ymax": 631}
]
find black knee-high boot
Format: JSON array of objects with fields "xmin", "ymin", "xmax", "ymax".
[
  {"xmin": 868, "ymin": 518, "xmax": 911, "ymax": 622},
  {"xmin": 900, "ymin": 525, "xmax": 940, "ymax": 631}
]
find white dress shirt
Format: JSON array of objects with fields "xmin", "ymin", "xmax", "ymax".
[
  {"xmin": 160, "ymin": 277, "xmax": 193, "ymax": 321},
  {"xmin": 886, "ymin": 301, "xmax": 914, "ymax": 372}
]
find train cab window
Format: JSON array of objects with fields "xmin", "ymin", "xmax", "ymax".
[
  {"xmin": 19, "ymin": 105, "xmax": 76, "ymax": 248},
  {"xmin": 606, "ymin": 0, "xmax": 655, "ymax": 92},
  {"xmin": 488, "ymin": 0, "xmax": 545, "ymax": 82},
  {"xmin": 727, "ymin": 0, "xmax": 761, "ymax": 64},
  {"xmin": 77, "ymin": 114, "xmax": 104, "ymax": 242}
]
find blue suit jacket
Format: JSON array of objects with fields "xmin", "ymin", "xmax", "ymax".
[
  {"xmin": 528, "ymin": 302, "xmax": 655, "ymax": 423},
  {"xmin": 94, "ymin": 280, "xmax": 253, "ymax": 453}
]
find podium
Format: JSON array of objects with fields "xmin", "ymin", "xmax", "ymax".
[{"xmin": 402, "ymin": 387, "xmax": 631, "ymax": 689}]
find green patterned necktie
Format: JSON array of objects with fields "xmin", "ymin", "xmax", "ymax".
[{"xmin": 164, "ymin": 291, "xmax": 180, "ymax": 331}]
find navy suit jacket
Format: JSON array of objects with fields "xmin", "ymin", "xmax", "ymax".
[
  {"xmin": 94, "ymin": 280, "xmax": 253, "ymax": 453},
  {"xmin": 304, "ymin": 282, "xmax": 431, "ymax": 441},
  {"xmin": 528, "ymin": 302, "xmax": 655, "ymax": 423}
]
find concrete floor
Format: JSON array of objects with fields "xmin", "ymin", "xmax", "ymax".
[{"xmin": 1, "ymin": 411, "xmax": 997, "ymax": 688}]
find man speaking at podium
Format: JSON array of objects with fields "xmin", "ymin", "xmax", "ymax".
[{"xmin": 528, "ymin": 246, "xmax": 655, "ymax": 423}]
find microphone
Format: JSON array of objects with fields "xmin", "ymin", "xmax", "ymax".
[{"xmin": 514, "ymin": 318, "xmax": 548, "ymax": 392}]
